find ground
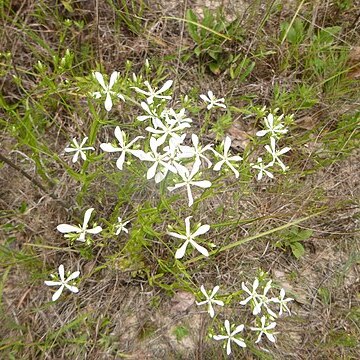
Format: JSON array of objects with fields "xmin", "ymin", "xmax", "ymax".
[{"xmin": 0, "ymin": 0, "xmax": 359, "ymax": 359}]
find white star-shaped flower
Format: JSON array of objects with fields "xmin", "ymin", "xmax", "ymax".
[
  {"xmin": 92, "ymin": 71, "xmax": 125, "ymax": 111},
  {"xmin": 213, "ymin": 136, "xmax": 243, "ymax": 178},
  {"xmin": 200, "ymin": 90, "xmax": 226, "ymax": 110},
  {"xmin": 132, "ymin": 80, "xmax": 173, "ymax": 104},
  {"xmin": 271, "ymin": 288, "xmax": 293, "ymax": 316},
  {"xmin": 179, "ymin": 134, "xmax": 213, "ymax": 168},
  {"xmin": 213, "ymin": 320, "xmax": 246, "ymax": 355},
  {"xmin": 100, "ymin": 126, "xmax": 144, "ymax": 170},
  {"xmin": 57, "ymin": 208, "xmax": 102, "ymax": 243},
  {"xmin": 167, "ymin": 216, "xmax": 210, "ymax": 259},
  {"xmin": 167, "ymin": 162, "xmax": 212, "ymax": 207},
  {"xmin": 115, "ymin": 217, "xmax": 130, "ymax": 235},
  {"xmin": 137, "ymin": 101, "xmax": 161, "ymax": 124},
  {"xmin": 264, "ymin": 137, "xmax": 291, "ymax": 171},
  {"xmin": 239, "ymin": 278, "xmax": 261, "ymax": 308},
  {"xmin": 251, "ymin": 157, "xmax": 274, "ymax": 180},
  {"xmin": 250, "ymin": 316, "xmax": 277, "ymax": 343},
  {"xmin": 145, "ymin": 116, "xmax": 191, "ymax": 146},
  {"xmin": 44, "ymin": 264, "xmax": 80, "ymax": 301},
  {"xmin": 196, "ymin": 285, "xmax": 224, "ymax": 318},
  {"xmin": 64, "ymin": 137, "xmax": 94, "ymax": 163},
  {"xmin": 165, "ymin": 108, "xmax": 192, "ymax": 125},
  {"xmin": 256, "ymin": 113, "xmax": 288, "ymax": 138},
  {"xmin": 139, "ymin": 136, "xmax": 177, "ymax": 182}
]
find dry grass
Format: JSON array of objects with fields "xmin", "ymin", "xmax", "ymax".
[{"xmin": 1, "ymin": 0, "xmax": 359, "ymax": 359}]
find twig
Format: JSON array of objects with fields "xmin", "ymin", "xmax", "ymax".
[{"xmin": 0, "ymin": 152, "xmax": 66, "ymax": 207}]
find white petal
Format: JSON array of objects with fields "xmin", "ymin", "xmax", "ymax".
[
  {"xmin": 184, "ymin": 216, "xmax": 192, "ymax": 236},
  {"xmin": 59, "ymin": 264, "xmax": 65, "ymax": 281},
  {"xmin": 226, "ymin": 338, "xmax": 232, "ymax": 355},
  {"xmin": 72, "ymin": 151, "xmax": 79, "ymax": 163},
  {"xmin": 175, "ymin": 240, "xmax": 189, "ymax": 259},
  {"xmin": 157, "ymin": 80, "xmax": 173, "ymax": 94},
  {"xmin": 52, "ymin": 285, "xmax": 64, "ymax": 301},
  {"xmin": 66, "ymin": 271, "xmax": 80, "ymax": 281},
  {"xmin": 87, "ymin": 226, "xmax": 102, "ymax": 234},
  {"xmin": 213, "ymin": 299, "xmax": 224, "ymax": 306},
  {"xmin": 224, "ymin": 320, "xmax": 231, "ymax": 335},
  {"xmin": 213, "ymin": 335, "xmax": 228, "ymax": 341},
  {"xmin": 190, "ymin": 240, "xmax": 209, "ymax": 257},
  {"xmin": 114, "ymin": 126, "xmax": 124, "ymax": 147},
  {"xmin": 213, "ymin": 160, "xmax": 224, "ymax": 171},
  {"xmin": 83, "ymin": 208, "xmax": 94, "ymax": 229},
  {"xmin": 167, "ymin": 232, "xmax": 187, "ymax": 240},
  {"xmin": 109, "ymin": 71, "xmax": 119, "ymax": 89},
  {"xmin": 200, "ymin": 94, "xmax": 209, "ymax": 102},
  {"xmin": 104, "ymin": 93, "xmax": 113, "ymax": 111},
  {"xmin": 266, "ymin": 333, "xmax": 276, "ymax": 343},
  {"xmin": 57, "ymin": 224, "xmax": 81, "ymax": 233},
  {"xmin": 199, "ymin": 285, "xmax": 208, "ymax": 298},
  {"xmin": 232, "ymin": 338, "xmax": 246, "ymax": 348},
  {"xmin": 65, "ymin": 284, "xmax": 79, "ymax": 293},
  {"xmin": 256, "ymin": 130, "xmax": 268, "ymax": 137},
  {"xmin": 130, "ymin": 150, "xmax": 149, "ymax": 161},
  {"xmin": 192, "ymin": 180, "xmax": 211, "ymax": 188},
  {"xmin": 192, "ymin": 224, "xmax": 210, "ymax": 238},
  {"xmin": 224, "ymin": 136, "xmax": 232, "ymax": 154},
  {"xmin": 187, "ymin": 185, "xmax": 194, "ymax": 207},
  {"xmin": 147, "ymin": 162, "xmax": 158, "ymax": 180},
  {"xmin": 44, "ymin": 281, "xmax": 61, "ymax": 287},
  {"xmin": 208, "ymin": 303, "xmax": 215, "ymax": 318},
  {"xmin": 100, "ymin": 143, "xmax": 121, "ymax": 152},
  {"xmin": 94, "ymin": 72, "xmax": 106, "ymax": 90},
  {"xmin": 116, "ymin": 151, "xmax": 126, "ymax": 170},
  {"xmin": 210, "ymin": 285, "xmax": 220, "ymax": 298}
]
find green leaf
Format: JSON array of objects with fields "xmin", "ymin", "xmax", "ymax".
[
  {"xmin": 290, "ymin": 242, "xmax": 305, "ymax": 259},
  {"xmin": 185, "ymin": 9, "xmax": 201, "ymax": 43}
]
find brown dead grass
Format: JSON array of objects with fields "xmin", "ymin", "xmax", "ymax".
[{"xmin": 1, "ymin": 0, "xmax": 359, "ymax": 359}]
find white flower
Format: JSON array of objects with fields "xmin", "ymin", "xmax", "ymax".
[
  {"xmin": 64, "ymin": 137, "xmax": 94, "ymax": 163},
  {"xmin": 165, "ymin": 108, "xmax": 192, "ymax": 125},
  {"xmin": 100, "ymin": 126, "xmax": 144, "ymax": 170},
  {"xmin": 256, "ymin": 113, "xmax": 288, "ymax": 138},
  {"xmin": 213, "ymin": 320, "xmax": 246, "ymax": 355},
  {"xmin": 200, "ymin": 90, "xmax": 226, "ymax": 110},
  {"xmin": 44, "ymin": 264, "xmax": 80, "ymax": 301},
  {"xmin": 250, "ymin": 316, "xmax": 277, "ymax": 343},
  {"xmin": 179, "ymin": 134, "xmax": 213, "ymax": 168},
  {"xmin": 271, "ymin": 288, "xmax": 293, "ymax": 316},
  {"xmin": 139, "ymin": 137, "xmax": 177, "ymax": 182},
  {"xmin": 254, "ymin": 280, "xmax": 277, "ymax": 318},
  {"xmin": 145, "ymin": 116, "xmax": 191, "ymax": 146},
  {"xmin": 137, "ymin": 102, "xmax": 161, "ymax": 124},
  {"xmin": 167, "ymin": 162, "xmax": 211, "ymax": 207},
  {"xmin": 251, "ymin": 157, "xmax": 274, "ymax": 180},
  {"xmin": 92, "ymin": 71, "xmax": 125, "ymax": 111},
  {"xmin": 115, "ymin": 217, "xmax": 130, "ymax": 235},
  {"xmin": 213, "ymin": 136, "xmax": 243, "ymax": 178},
  {"xmin": 167, "ymin": 216, "xmax": 210, "ymax": 259},
  {"xmin": 196, "ymin": 285, "xmax": 224, "ymax": 318},
  {"xmin": 132, "ymin": 80, "xmax": 173, "ymax": 104},
  {"xmin": 57, "ymin": 208, "xmax": 102, "ymax": 243},
  {"xmin": 264, "ymin": 137, "xmax": 291, "ymax": 171},
  {"xmin": 239, "ymin": 278, "xmax": 261, "ymax": 311}
]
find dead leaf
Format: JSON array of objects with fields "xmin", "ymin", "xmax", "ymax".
[
  {"xmin": 347, "ymin": 46, "xmax": 360, "ymax": 79},
  {"xmin": 170, "ymin": 291, "xmax": 195, "ymax": 314},
  {"xmin": 227, "ymin": 124, "xmax": 253, "ymax": 149},
  {"xmin": 295, "ymin": 116, "xmax": 317, "ymax": 130}
]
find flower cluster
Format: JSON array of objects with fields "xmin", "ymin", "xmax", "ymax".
[
  {"xmin": 251, "ymin": 110, "xmax": 292, "ymax": 180},
  {"xmin": 45, "ymin": 65, "xmax": 295, "ymax": 327},
  {"xmin": 196, "ymin": 274, "xmax": 293, "ymax": 355}
]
